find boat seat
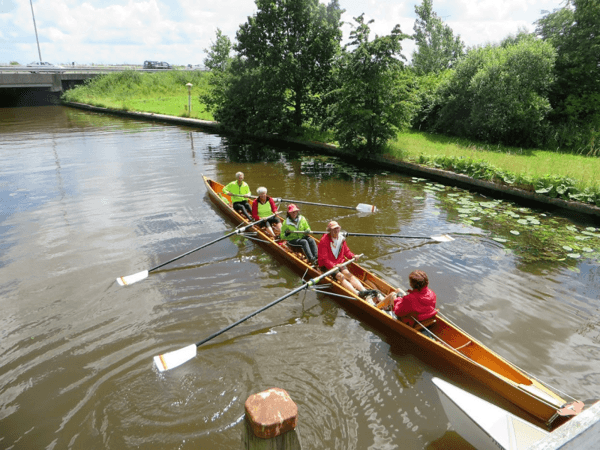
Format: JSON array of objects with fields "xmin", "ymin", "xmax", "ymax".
[{"xmin": 413, "ymin": 317, "xmax": 437, "ymax": 331}]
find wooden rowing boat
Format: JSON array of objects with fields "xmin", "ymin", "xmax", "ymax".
[{"xmin": 203, "ymin": 175, "xmax": 583, "ymax": 428}]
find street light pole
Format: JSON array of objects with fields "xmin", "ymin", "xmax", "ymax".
[{"xmin": 30, "ymin": 0, "xmax": 43, "ymax": 62}]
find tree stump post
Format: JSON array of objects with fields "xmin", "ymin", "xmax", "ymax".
[{"xmin": 241, "ymin": 387, "xmax": 302, "ymax": 450}]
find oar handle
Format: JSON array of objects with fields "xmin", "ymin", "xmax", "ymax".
[
  {"xmin": 194, "ymin": 256, "xmax": 361, "ymax": 348},
  {"xmin": 148, "ymin": 216, "xmax": 273, "ymax": 273}
]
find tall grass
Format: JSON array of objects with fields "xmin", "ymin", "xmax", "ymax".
[
  {"xmin": 387, "ymin": 130, "xmax": 600, "ymax": 187},
  {"xmin": 62, "ymin": 70, "xmax": 214, "ymax": 120}
]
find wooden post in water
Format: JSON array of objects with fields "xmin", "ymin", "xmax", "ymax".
[{"xmin": 241, "ymin": 387, "xmax": 302, "ymax": 450}]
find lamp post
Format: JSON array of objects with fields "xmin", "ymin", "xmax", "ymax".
[
  {"xmin": 29, "ymin": 0, "xmax": 43, "ymax": 62},
  {"xmin": 186, "ymin": 83, "xmax": 193, "ymax": 117}
]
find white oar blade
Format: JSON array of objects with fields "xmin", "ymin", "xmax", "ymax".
[
  {"xmin": 356, "ymin": 203, "xmax": 377, "ymax": 213},
  {"xmin": 432, "ymin": 234, "xmax": 454, "ymax": 242},
  {"xmin": 116, "ymin": 270, "xmax": 149, "ymax": 286},
  {"xmin": 154, "ymin": 344, "xmax": 197, "ymax": 372}
]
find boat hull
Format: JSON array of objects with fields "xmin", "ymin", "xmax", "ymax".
[
  {"xmin": 432, "ymin": 377, "xmax": 549, "ymax": 449},
  {"xmin": 203, "ymin": 175, "xmax": 574, "ymax": 426}
]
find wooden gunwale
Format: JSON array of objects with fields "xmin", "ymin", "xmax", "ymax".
[{"xmin": 203, "ymin": 175, "xmax": 573, "ymax": 426}]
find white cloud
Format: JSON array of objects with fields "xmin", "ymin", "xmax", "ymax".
[{"xmin": 0, "ymin": 0, "xmax": 565, "ymax": 65}]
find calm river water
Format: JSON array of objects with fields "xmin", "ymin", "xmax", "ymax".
[{"xmin": 1, "ymin": 106, "xmax": 599, "ymax": 449}]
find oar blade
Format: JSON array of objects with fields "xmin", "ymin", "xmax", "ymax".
[
  {"xmin": 116, "ymin": 270, "xmax": 149, "ymax": 286},
  {"xmin": 431, "ymin": 234, "xmax": 454, "ymax": 242},
  {"xmin": 356, "ymin": 203, "xmax": 378, "ymax": 213},
  {"xmin": 154, "ymin": 344, "xmax": 197, "ymax": 372}
]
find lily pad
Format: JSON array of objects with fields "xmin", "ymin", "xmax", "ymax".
[
  {"xmin": 517, "ymin": 219, "xmax": 530, "ymax": 225},
  {"xmin": 470, "ymin": 217, "xmax": 481, "ymax": 221},
  {"xmin": 480, "ymin": 202, "xmax": 498, "ymax": 208},
  {"xmin": 562, "ymin": 246, "xmax": 573, "ymax": 251},
  {"xmin": 567, "ymin": 253, "xmax": 581, "ymax": 259},
  {"xmin": 566, "ymin": 226, "xmax": 578, "ymax": 232},
  {"xmin": 510, "ymin": 230, "xmax": 520, "ymax": 235},
  {"xmin": 493, "ymin": 237, "xmax": 508, "ymax": 243},
  {"xmin": 582, "ymin": 247, "xmax": 594, "ymax": 253},
  {"xmin": 529, "ymin": 219, "xmax": 541, "ymax": 225},
  {"xmin": 586, "ymin": 227, "xmax": 597, "ymax": 232},
  {"xmin": 575, "ymin": 236, "xmax": 591, "ymax": 241}
]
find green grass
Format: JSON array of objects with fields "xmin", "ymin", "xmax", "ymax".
[
  {"xmin": 62, "ymin": 70, "xmax": 214, "ymax": 120},
  {"xmin": 387, "ymin": 130, "xmax": 600, "ymax": 188}
]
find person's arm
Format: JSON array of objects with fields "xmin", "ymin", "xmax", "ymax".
[
  {"xmin": 341, "ymin": 241, "xmax": 355, "ymax": 260},
  {"xmin": 251, "ymin": 201, "xmax": 259, "ymax": 221},
  {"xmin": 269, "ymin": 197, "xmax": 278, "ymax": 214},
  {"xmin": 222, "ymin": 181, "xmax": 234, "ymax": 195},
  {"xmin": 393, "ymin": 293, "xmax": 414, "ymax": 317}
]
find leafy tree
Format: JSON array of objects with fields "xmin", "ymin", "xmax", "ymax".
[
  {"xmin": 535, "ymin": 0, "xmax": 600, "ymax": 152},
  {"xmin": 429, "ymin": 37, "xmax": 556, "ymax": 147},
  {"xmin": 203, "ymin": 28, "xmax": 232, "ymax": 72},
  {"xmin": 329, "ymin": 15, "xmax": 415, "ymax": 154},
  {"xmin": 202, "ymin": 29, "xmax": 233, "ymax": 119},
  {"xmin": 231, "ymin": 0, "xmax": 344, "ymax": 133},
  {"xmin": 412, "ymin": 0, "xmax": 464, "ymax": 75}
]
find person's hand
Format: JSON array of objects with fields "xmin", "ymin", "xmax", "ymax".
[
  {"xmin": 304, "ymin": 230, "xmax": 310, "ymax": 235},
  {"xmin": 354, "ymin": 254, "xmax": 361, "ymax": 260}
]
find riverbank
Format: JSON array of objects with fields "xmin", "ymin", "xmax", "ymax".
[{"xmin": 63, "ymin": 101, "xmax": 600, "ymax": 222}]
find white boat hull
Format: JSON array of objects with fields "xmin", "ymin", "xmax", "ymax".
[{"xmin": 432, "ymin": 377, "xmax": 549, "ymax": 450}]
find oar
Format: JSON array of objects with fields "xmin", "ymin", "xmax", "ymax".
[
  {"xmin": 116, "ymin": 215, "xmax": 275, "ymax": 286},
  {"xmin": 239, "ymin": 194, "xmax": 377, "ymax": 213},
  {"xmin": 311, "ymin": 231, "xmax": 454, "ymax": 242},
  {"xmin": 153, "ymin": 255, "xmax": 362, "ymax": 372}
]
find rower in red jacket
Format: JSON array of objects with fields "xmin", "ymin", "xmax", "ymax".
[{"xmin": 317, "ymin": 221, "xmax": 368, "ymax": 295}]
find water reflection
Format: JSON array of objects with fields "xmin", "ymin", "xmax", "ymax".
[{"xmin": 0, "ymin": 105, "xmax": 598, "ymax": 449}]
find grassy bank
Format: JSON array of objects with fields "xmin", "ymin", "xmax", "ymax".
[
  {"xmin": 62, "ymin": 71, "xmax": 600, "ymax": 206},
  {"xmin": 62, "ymin": 70, "xmax": 214, "ymax": 120},
  {"xmin": 384, "ymin": 131, "xmax": 600, "ymax": 206}
]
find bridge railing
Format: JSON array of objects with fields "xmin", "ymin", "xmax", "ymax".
[{"xmin": 0, "ymin": 66, "xmax": 206, "ymax": 73}]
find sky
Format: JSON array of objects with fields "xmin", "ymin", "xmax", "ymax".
[{"xmin": 0, "ymin": 0, "xmax": 567, "ymax": 66}]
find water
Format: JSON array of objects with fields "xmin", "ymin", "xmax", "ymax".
[{"xmin": 1, "ymin": 106, "xmax": 599, "ymax": 449}]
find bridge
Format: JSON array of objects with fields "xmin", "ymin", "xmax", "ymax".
[{"xmin": 0, "ymin": 66, "xmax": 198, "ymax": 92}]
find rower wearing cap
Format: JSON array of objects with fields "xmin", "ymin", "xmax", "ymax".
[
  {"xmin": 317, "ymin": 221, "xmax": 368, "ymax": 295},
  {"xmin": 281, "ymin": 204, "xmax": 318, "ymax": 265}
]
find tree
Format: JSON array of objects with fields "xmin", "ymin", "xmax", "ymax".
[
  {"xmin": 203, "ymin": 28, "xmax": 232, "ymax": 72},
  {"xmin": 202, "ymin": 29, "xmax": 234, "ymax": 119},
  {"xmin": 412, "ymin": 0, "xmax": 464, "ymax": 75},
  {"xmin": 329, "ymin": 15, "xmax": 415, "ymax": 154},
  {"xmin": 535, "ymin": 0, "xmax": 600, "ymax": 151},
  {"xmin": 429, "ymin": 37, "xmax": 556, "ymax": 147},
  {"xmin": 230, "ymin": 0, "xmax": 343, "ymax": 133}
]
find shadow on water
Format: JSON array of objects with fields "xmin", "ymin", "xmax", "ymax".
[{"xmin": 0, "ymin": 88, "xmax": 62, "ymax": 107}]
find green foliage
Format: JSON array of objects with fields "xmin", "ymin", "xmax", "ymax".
[
  {"xmin": 10, "ymin": 61, "xmax": 19, "ymax": 65},
  {"xmin": 415, "ymin": 153, "xmax": 600, "ymax": 206},
  {"xmin": 203, "ymin": 28, "xmax": 232, "ymax": 72},
  {"xmin": 412, "ymin": 0, "xmax": 465, "ymax": 75},
  {"xmin": 421, "ymin": 37, "xmax": 556, "ymax": 148},
  {"xmin": 535, "ymin": 0, "xmax": 600, "ymax": 154},
  {"xmin": 222, "ymin": 0, "xmax": 343, "ymax": 134},
  {"xmin": 328, "ymin": 15, "xmax": 415, "ymax": 155}
]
